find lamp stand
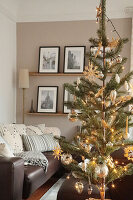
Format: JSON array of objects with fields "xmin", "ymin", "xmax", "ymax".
[{"xmin": 22, "ymin": 88, "xmax": 25, "ymax": 124}]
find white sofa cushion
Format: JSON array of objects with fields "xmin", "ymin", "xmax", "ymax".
[
  {"xmin": 38, "ymin": 127, "xmax": 61, "ymax": 137},
  {"xmin": 0, "ymin": 124, "xmax": 26, "ymax": 154},
  {"xmin": 0, "ymin": 136, "xmax": 14, "ymax": 157},
  {"xmin": 26, "ymin": 125, "xmax": 43, "ymax": 136}
]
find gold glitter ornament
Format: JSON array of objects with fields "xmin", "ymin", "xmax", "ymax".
[
  {"xmin": 61, "ymin": 154, "xmax": 73, "ymax": 165},
  {"xmin": 95, "ymin": 164, "xmax": 109, "ymax": 178},
  {"xmin": 75, "ymin": 181, "xmax": 84, "ymax": 194}
]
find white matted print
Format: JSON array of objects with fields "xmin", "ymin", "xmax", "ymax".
[
  {"xmin": 37, "ymin": 86, "xmax": 58, "ymax": 113},
  {"xmin": 63, "ymin": 89, "xmax": 81, "ymax": 114},
  {"xmin": 38, "ymin": 47, "xmax": 60, "ymax": 73},
  {"xmin": 64, "ymin": 46, "xmax": 85, "ymax": 73}
]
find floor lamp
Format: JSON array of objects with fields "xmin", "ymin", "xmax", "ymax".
[{"xmin": 19, "ymin": 69, "xmax": 29, "ymax": 124}]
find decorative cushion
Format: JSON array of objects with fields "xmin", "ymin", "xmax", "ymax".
[
  {"xmin": 22, "ymin": 134, "xmax": 59, "ymax": 152},
  {"xmin": 0, "ymin": 144, "xmax": 14, "ymax": 157},
  {"xmin": 0, "ymin": 124, "xmax": 26, "ymax": 154},
  {"xmin": 26, "ymin": 125, "xmax": 43, "ymax": 136},
  {"xmin": 38, "ymin": 126, "xmax": 61, "ymax": 137},
  {"xmin": 0, "ymin": 136, "xmax": 14, "ymax": 157}
]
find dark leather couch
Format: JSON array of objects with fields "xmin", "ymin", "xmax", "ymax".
[{"xmin": 0, "ymin": 151, "xmax": 61, "ymax": 200}]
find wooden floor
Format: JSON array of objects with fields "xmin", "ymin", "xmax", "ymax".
[{"xmin": 27, "ymin": 177, "xmax": 58, "ymax": 200}]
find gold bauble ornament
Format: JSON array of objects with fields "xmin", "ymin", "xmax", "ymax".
[
  {"xmin": 61, "ymin": 154, "xmax": 73, "ymax": 165},
  {"xmin": 95, "ymin": 164, "xmax": 109, "ymax": 178},
  {"xmin": 75, "ymin": 181, "xmax": 84, "ymax": 194}
]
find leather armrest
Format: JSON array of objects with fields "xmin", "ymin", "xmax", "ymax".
[{"xmin": 0, "ymin": 156, "xmax": 24, "ymax": 200}]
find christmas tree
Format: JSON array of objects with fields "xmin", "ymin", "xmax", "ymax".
[{"xmin": 53, "ymin": 0, "xmax": 133, "ymax": 199}]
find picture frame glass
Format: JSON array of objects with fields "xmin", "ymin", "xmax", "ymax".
[
  {"xmin": 64, "ymin": 89, "xmax": 81, "ymax": 114},
  {"xmin": 37, "ymin": 87, "xmax": 58, "ymax": 113},
  {"xmin": 39, "ymin": 47, "xmax": 59, "ymax": 73},
  {"xmin": 64, "ymin": 47, "xmax": 85, "ymax": 73}
]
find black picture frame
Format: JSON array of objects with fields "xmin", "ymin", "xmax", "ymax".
[
  {"xmin": 37, "ymin": 86, "xmax": 58, "ymax": 113},
  {"xmin": 38, "ymin": 46, "xmax": 60, "ymax": 73},
  {"xmin": 63, "ymin": 46, "xmax": 86, "ymax": 74},
  {"xmin": 63, "ymin": 87, "xmax": 81, "ymax": 114}
]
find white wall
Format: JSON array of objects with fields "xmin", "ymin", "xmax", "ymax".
[{"xmin": 0, "ymin": 12, "xmax": 16, "ymax": 123}]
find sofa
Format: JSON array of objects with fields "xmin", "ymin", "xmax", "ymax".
[{"xmin": 0, "ymin": 124, "xmax": 61, "ymax": 200}]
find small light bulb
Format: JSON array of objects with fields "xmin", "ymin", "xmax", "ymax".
[
  {"xmin": 111, "ymin": 128, "xmax": 114, "ymax": 133},
  {"xmin": 113, "ymin": 169, "xmax": 117, "ymax": 173},
  {"xmin": 124, "ymin": 167, "xmax": 127, "ymax": 171},
  {"xmin": 115, "ymin": 161, "xmax": 118, "ymax": 165},
  {"xmin": 112, "ymin": 184, "xmax": 115, "ymax": 188},
  {"xmin": 66, "ymin": 175, "xmax": 70, "ymax": 179}
]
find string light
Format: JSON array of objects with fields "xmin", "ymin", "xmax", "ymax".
[
  {"xmin": 106, "ymin": 14, "xmax": 121, "ymax": 39},
  {"xmin": 115, "ymin": 161, "xmax": 118, "ymax": 165},
  {"xmin": 113, "ymin": 169, "xmax": 117, "ymax": 173},
  {"xmin": 112, "ymin": 183, "xmax": 115, "ymax": 188},
  {"xmin": 66, "ymin": 175, "xmax": 70, "ymax": 179},
  {"xmin": 111, "ymin": 128, "xmax": 114, "ymax": 133},
  {"xmin": 124, "ymin": 167, "xmax": 127, "ymax": 171}
]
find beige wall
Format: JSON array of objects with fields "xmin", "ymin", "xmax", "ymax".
[
  {"xmin": 0, "ymin": 12, "xmax": 16, "ymax": 123},
  {"xmin": 17, "ymin": 18, "xmax": 132, "ymax": 139}
]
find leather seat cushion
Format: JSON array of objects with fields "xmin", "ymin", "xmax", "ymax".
[{"xmin": 23, "ymin": 151, "xmax": 60, "ymax": 199}]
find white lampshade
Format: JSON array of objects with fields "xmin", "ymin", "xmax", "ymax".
[{"xmin": 19, "ymin": 68, "xmax": 29, "ymax": 89}]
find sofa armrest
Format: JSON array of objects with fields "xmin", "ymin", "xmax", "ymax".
[{"xmin": 0, "ymin": 156, "xmax": 24, "ymax": 200}]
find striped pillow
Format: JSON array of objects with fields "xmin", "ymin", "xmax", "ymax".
[{"xmin": 22, "ymin": 134, "xmax": 59, "ymax": 152}]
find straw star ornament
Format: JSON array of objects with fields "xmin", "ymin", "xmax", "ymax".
[
  {"xmin": 83, "ymin": 62, "xmax": 101, "ymax": 81},
  {"xmin": 53, "ymin": 146, "xmax": 63, "ymax": 160}
]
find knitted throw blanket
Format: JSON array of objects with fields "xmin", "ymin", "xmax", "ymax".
[{"xmin": 15, "ymin": 151, "xmax": 48, "ymax": 171}]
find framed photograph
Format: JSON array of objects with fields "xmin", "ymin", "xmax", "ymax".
[
  {"xmin": 37, "ymin": 86, "xmax": 58, "ymax": 113},
  {"xmin": 90, "ymin": 46, "xmax": 111, "ymax": 65},
  {"xmin": 63, "ymin": 88, "xmax": 81, "ymax": 114},
  {"xmin": 38, "ymin": 46, "xmax": 60, "ymax": 73},
  {"xmin": 64, "ymin": 46, "xmax": 85, "ymax": 73}
]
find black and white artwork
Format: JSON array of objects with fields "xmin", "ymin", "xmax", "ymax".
[
  {"xmin": 37, "ymin": 86, "xmax": 58, "ymax": 113},
  {"xmin": 64, "ymin": 46, "xmax": 85, "ymax": 73},
  {"xmin": 38, "ymin": 47, "xmax": 60, "ymax": 73},
  {"xmin": 63, "ymin": 88, "xmax": 81, "ymax": 114}
]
